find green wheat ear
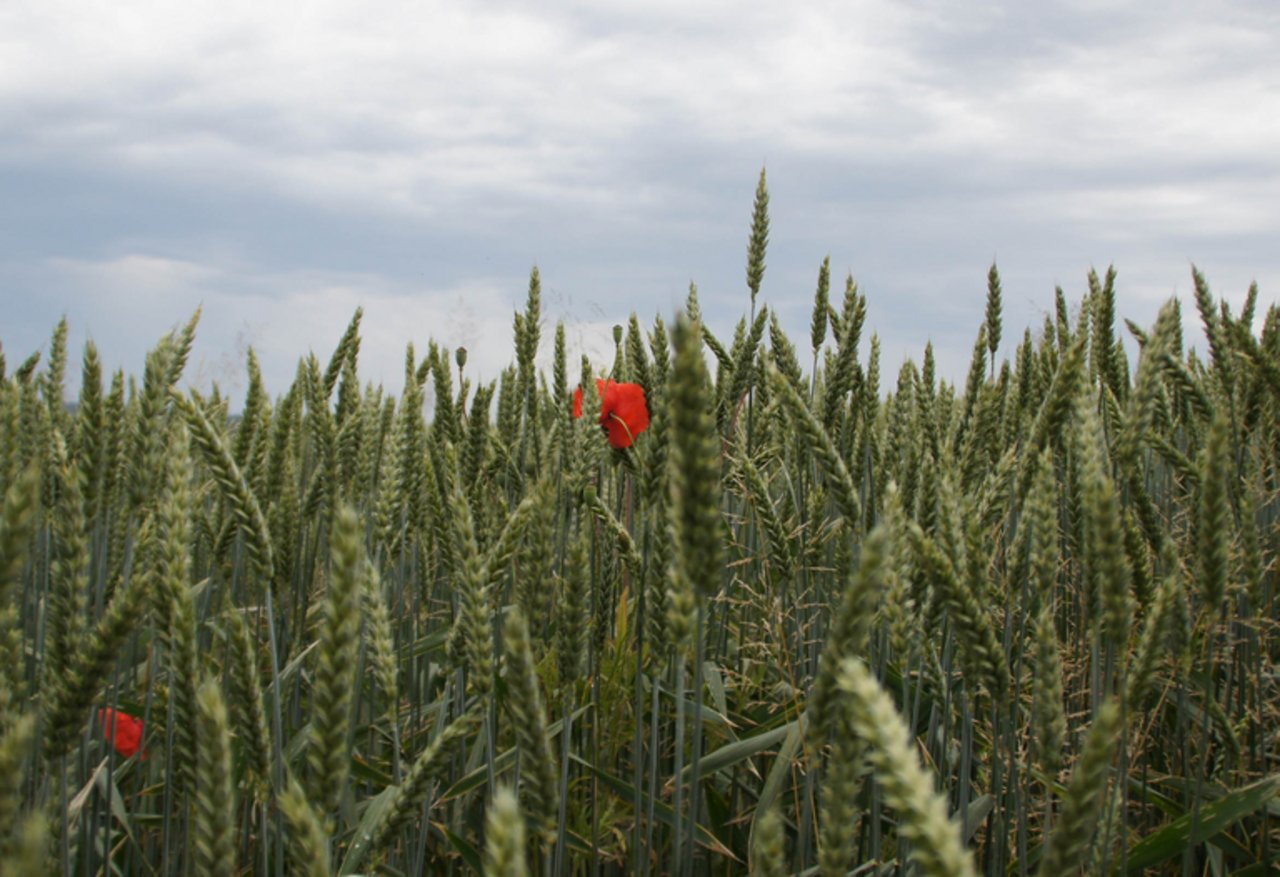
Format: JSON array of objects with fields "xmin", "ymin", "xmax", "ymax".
[
  {"xmin": 669, "ymin": 313, "xmax": 723, "ymax": 601},
  {"xmin": 767, "ymin": 363, "xmax": 860, "ymax": 529},
  {"xmin": 278, "ymin": 777, "xmax": 331, "ymax": 877},
  {"xmin": 224, "ymin": 611, "xmax": 273, "ymax": 801},
  {"xmin": 501, "ymin": 607, "xmax": 559, "ymax": 844},
  {"xmin": 1030, "ymin": 606, "xmax": 1067, "ymax": 781},
  {"xmin": 45, "ymin": 435, "xmax": 87, "ymax": 697},
  {"xmin": 556, "ymin": 522, "xmax": 589, "ymax": 695},
  {"xmin": 361, "ymin": 563, "xmax": 400, "ymax": 721},
  {"xmin": 808, "ymin": 522, "xmax": 890, "ymax": 751},
  {"xmin": 156, "ymin": 423, "xmax": 198, "ymax": 798},
  {"xmin": 42, "ymin": 318, "xmax": 69, "ymax": 431},
  {"xmin": 42, "ymin": 533, "xmax": 152, "ymax": 760},
  {"xmin": 1124, "ymin": 560, "xmax": 1182, "ymax": 709},
  {"xmin": 444, "ymin": 480, "xmax": 494, "ymax": 701},
  {"xmin": 173, "ymin": 389, "xmax": 274, "ymax": 580},
  {"xmin": 818, "ymin": 709, "xmax": 864, "ymax": 877},
  {"xmin": 0, "ymin": 465, "xmax": 39, "ymax": 593},
  {"xmin": 0, "ymin": 714, "xmax": 36, "ymax": 859},
  {"xmin": 1078, "ymin": 401, "xmax": 1132, "ymax": 646},
  {"xmin": 193, "ymin": 678, "xmax": 235, "ymax": 877},
  {"xmin": 821, "ymin": 282, "xmax": 867, "ymax": 432},
  {"xmin": 309, "ymin": 502, "xmax": 364, "ymax": 830},
  {"xmin": 985, "ymin": 261, "xmax": 1003, "ymax": 360},
  {"xmin": 1036, "ymin": 700, "xmax": 1122, "ymax": 876},
  {"xmin": 909, "ymin": 518, "xmax": 1009, "ymax": 703},
  {"xmin": 4, "ymin": 810, "xmax": 48, "ymax": 877},
  {"xmin": 1195, "ymin": 412, "xmax": 1231, "ymax": 616},
  {"xmin": 364, "ymin": 708, "xmax": 479, "ymax": 862},
  {"xmin": 483, "ymin": 786, "xmax": 530, "ymax": 877},
  {"xmin": 836, "ymin": 657, "xmax": 977, "ymax": 877},
  {"xmin": 0, "ymin": 467, "xmax": 39, "ymax": 714},
  {"xmin": 751, "ymin": 804, "xmax": 787, "ymax": 877}
]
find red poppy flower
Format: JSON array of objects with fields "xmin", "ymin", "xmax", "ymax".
[
  {"xmin": 98, "ymin": 708, "xmax": 146, "ymax": 759},
  {"xmin": 571, "ymin": 379, "xmax": 649, "ymax": 447},
  {"xmin": 599, "ymin": 380, "xmax": 649, "ymax": 449},
  {"xmin": 574, "ymin": 379, "xmax": 649, "ymax": 449}
]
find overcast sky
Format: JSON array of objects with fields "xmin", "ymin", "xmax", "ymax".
[{"xmin": 3, "ymin": 0, "xmax": 1277, "ymax": 401}]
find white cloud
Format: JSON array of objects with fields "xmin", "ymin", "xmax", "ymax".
[
  {"xmin": 6, "ymin": 1, "xmax": 1278, "ymax": 213},
  {"xmin": 31, "ymin": 252, "xmax": 616, "ymax": 403},
  {"xmin": 2, "ymin": 0, "xmax": 1278, "ymax": 388}
]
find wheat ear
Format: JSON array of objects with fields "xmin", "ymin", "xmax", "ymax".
[{"xmin": 836, "ymin": 657, "xmax": 977, "ymax": 877}]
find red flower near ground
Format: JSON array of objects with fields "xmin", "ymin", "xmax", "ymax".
[
  {"xmin": 573, "ymin": 379, "xmax": 650, "ymax": 449},
  {"xmin": 98, "ymin": 708, "xmax": 146, "ymax": 759}
]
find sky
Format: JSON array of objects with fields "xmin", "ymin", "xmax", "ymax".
[{"xmin": 2, "ymin": 0, "xmax": 1278, "ymax": 402}]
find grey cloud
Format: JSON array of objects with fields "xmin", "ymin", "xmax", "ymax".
[{"xmin": 2, "ymin": 0, "xmax": 1277, "ymax": 395}]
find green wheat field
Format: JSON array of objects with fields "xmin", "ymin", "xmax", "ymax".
[{"xmin": 2, "ymin": 178, "xmax": 1278, "ymax": 876}]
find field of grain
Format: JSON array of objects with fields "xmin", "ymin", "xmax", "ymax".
[{"xmin": 1, "ymin": 182, "xmax": 1278, "ymax": 875}]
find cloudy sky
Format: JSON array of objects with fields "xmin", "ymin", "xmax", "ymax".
[{"xmin": 3, "ymin": 0, "xmax": 1277, "ymax": 400}]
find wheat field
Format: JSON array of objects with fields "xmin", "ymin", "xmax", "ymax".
[{"xmin": 1, "ymin": 176, "xmax": 1278, "ymax": 875}]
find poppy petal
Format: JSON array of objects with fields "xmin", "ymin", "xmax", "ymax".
[
  {"xmin": 599, "ymin": 382, "xmax": 649, "ymax": 448},
  {"xmin": 98, "ymin": 707, "xmax": 145, "ymax": 759},
  {"xmin": 575, "ymin": 379, "xmax": 650, "ymax": 448}
]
